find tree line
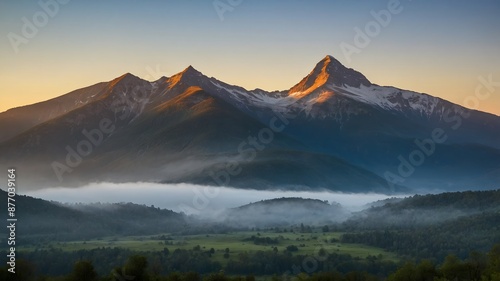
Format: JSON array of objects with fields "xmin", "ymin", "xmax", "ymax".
[{"xmin": 1, "ymin": 245, "xmax": 499, "ymax": 280}]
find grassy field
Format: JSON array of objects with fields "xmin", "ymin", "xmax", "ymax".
[{"xmin": 22, "ymin": 230, "xmax": 398, "ymax": 263}]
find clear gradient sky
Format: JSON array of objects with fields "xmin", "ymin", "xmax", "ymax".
[{"xmin": 1, "ymin": 0, "xmax": 499, "ymax": 115}]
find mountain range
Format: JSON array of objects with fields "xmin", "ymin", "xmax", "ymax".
[{"xmin": 1, "ymin": 55, "xmax": 499, "ymax": 193}]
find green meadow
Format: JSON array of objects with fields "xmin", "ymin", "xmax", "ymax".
[{"xmin": 23, "ymin": 230, "xmax": 398, "ymax": 264}]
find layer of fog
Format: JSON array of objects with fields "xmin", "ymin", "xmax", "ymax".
[{"xmin": 22, "ymin": 182, "xmax": 407, "ymax": 215}]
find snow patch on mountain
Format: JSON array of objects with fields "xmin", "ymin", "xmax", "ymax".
[
  {"xmin": 211, "ymin": 78, "xmax": 442, "ymax": 120},
  {"xmin": 210, "ymin": 81, "xmax": 294, "ymax": 113},
  {"xmin": 334, "ymin": 85, "xmax": 440, "ymax": 117}
]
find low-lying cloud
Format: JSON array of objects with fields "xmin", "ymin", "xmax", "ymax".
[{"xmin": 22, "ymin": 182, "xmax": 404, "ymax": 215}]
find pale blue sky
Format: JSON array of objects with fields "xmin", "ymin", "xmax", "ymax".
[{"xmin": 1, "ymin": 0, "xmax": 499, "ymax": 114}]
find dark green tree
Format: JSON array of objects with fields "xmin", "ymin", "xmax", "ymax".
[
  {"xmin": 415, "ymin": 259, "xmax": 437, "ymax": 281},
  {"xmin": 485, "ymin": 244, "xmax": 500, "ymax": 281},
  {"xmin": 69, "ymin": 260, "xmax": 98, "ymax": 281},
  {"xmin": 440, "ymin": 255, "xmax": 467, "ymax": 281},
  {"xmin": 388, "ymin": 262, "xmax": 416, "ymax": 281},
  {"xmin": 123, "ymin": 255, "xmax": 149, "ymax": 281}
]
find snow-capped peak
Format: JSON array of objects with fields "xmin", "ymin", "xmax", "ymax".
[
  {"xmin": 101, "ymin": 57, "xmax": 459, "ymax": 122},
  {"xmin": 288, "ymin": 55, "xmax": 371, "ymax": 96}
]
